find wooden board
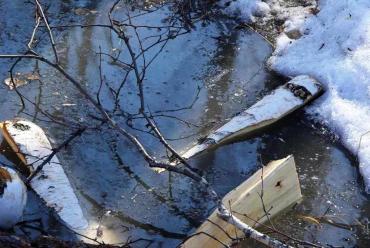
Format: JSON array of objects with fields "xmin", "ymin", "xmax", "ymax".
[
  {"xmin": 182, "ymin": 155, "xmax": 302, "ymax": 248},
  {"xmin": 0, "ymin": 119, "xmax": 88, "ymax": 231},
  {"xmin": 179, "ymin": 75, "xmax": 323, "ymax": 160}
]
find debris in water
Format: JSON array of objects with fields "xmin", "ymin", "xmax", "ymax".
[
  {"xmin": 3, "ymin": 72, "xmax": 39, "ymax": 90},
  {"xmin": 182, "ymin": 155, "xmax": 302, "ymax": 248},
  {"xmin": 0, "ymin": 167, "xmax": 27, "ymax": 229},
  {"xmin": 0, "ymin": 120, "xmax": 88, "ymax": 231},
  {"xmin": 179, "ymin": 75, "xmax": 323, "ymax": 160}
]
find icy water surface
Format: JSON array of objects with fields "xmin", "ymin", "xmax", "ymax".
[
  {"xmin": 236, "ymin": 116, "xmax": 370, "ymax": 247},
  {"xmin": 0, "ymin": 1, "xmax": 369, "ymax": 247}
]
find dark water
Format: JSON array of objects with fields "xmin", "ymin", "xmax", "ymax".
[
  {"xmin": 236, "ymin": 116, "xmax": 370, "ymax": 247},
  {"xmin": 0, "ymin": 1, "xmax": 369, "ymax": 247}
]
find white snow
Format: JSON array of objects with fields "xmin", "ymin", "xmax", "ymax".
[
  {"xmin": 267, "ymin": 0, "xmax": 370, "ymax": 191},
  {"xmin": 3, "ymin": 120, "xmax": 89, "ymax": 230},
  {"xmin": 222, "ymin": 0, "xmax": 270, "ymax": 22},
  {"xmin": 181, "ymin": 76, "xmax": 321, "ymax": 159},
  {"xmin": 0, "ymin": 167, "xmax": 27, "ymax": 229}
]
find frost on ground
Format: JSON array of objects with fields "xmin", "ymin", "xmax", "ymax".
[{"xmin": 225, "ymin": 0, "xmax": 370, "ymax": 192}]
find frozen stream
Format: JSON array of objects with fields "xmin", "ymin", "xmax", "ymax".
[{"xmin": 0, "ymin": 1, "xmax": 369, "ymax": 247}]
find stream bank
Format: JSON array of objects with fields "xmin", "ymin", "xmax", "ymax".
[{"xmin": 0, "ymin": 0, "xmax": 369, "ymax": 247}]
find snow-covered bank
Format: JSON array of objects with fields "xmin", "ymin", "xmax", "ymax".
[
  {"xmin": 268, "ymin": 0, "xmax": 370, "ymax": 192},
  {"xmin": 225, "ymin": 0, "xmax": 370, "ymax": 192}
]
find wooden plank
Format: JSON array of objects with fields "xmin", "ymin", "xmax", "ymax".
[
  {"xmin": 180, "ymin": 75, "xmax": 323, "ymax": 160},
  {"xmin": 0, "ymin": 119, "xmax": 88, "ymax": 231},
  {"xmin": 182, "ymin": 155, "xmax": 302, "ymax": 248}
]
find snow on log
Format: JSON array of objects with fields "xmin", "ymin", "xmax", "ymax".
[
  {"xmin": 0, "ymin": 167, "xmax": 27, "ymax": 229},
  {"xmin": 0, "ymin": 120, "xmax": 88, "ymax": 231},
  {"xmin": 181, "ymin": 75, "xmax": 322, "ymax": 160},
  {"xmin": 182, "ymin": 155, "xmax": 302, "ymax": 248}
]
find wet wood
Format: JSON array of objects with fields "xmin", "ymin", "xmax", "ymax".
[
  {"xmin": 179, "ymin": 75, "xmax": 323, "ymax": 160},
  {"xmin": 0, "ymin": 119, "xmax": 88, "ymax": 231},
  {"xmin": 0, "ymin": 167, "xmax": 27, "ymax": 229},
  {"xmin": 182, "ymin": 155, "xmax": 302, "ymax": 248}
]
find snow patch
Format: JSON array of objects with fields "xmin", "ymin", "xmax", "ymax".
[
  {"xmin": 274, "ymin": 33, "xmax": 293, "ymax": 55},
  {"xmin": 222, "ymin": 0, "xmax": 270, "ymax": 22},
  {"xmin": 268, "ymin": 0, "xmax": 370, "ymax": 192}
]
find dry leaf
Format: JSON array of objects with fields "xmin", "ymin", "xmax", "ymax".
[
  {"xmin": 4, "ymin": 77, "xmax": 27, "ymax": 90},
  {"xmin": 299, "ymin": 215, "xmax": 322, "ymax": 228},
  {"xmin": 3, "ymin": 72, "xmax": 39, "ymax": 90},
  {"xmin": 24, "ymin": 72, "xmax": 40, "ymax": 81}
]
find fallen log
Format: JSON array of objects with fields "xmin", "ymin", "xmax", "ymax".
[
  {"xmin": 0, "ymin": 167, "xmax": 27, "ymax": 230},
  {"xmin": 0, "ymin": 120, "xmax": 88, "ymax": 231},
  {"xmin": 180, "ymin": 75, "xmax": 323, "ymax": 160},
  {"xmin": 182, "ymin": 155, "xmax": 302, "ymax": 248}
]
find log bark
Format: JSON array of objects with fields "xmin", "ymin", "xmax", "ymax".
[
  {"xmin": 0, "ymin": 120, "xmax": 88, "ymax": 231},
  {"xmin": 179, "ymin": 76, "xmax": 323, "ymax": 160}
]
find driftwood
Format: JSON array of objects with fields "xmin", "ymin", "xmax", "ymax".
[
  {"xmin": 0, "ymin": 120, "xmax": 88, "ymax": 231},
  {"xmin": 182, "ymin": 155, "xmax": 302, "ymax": 248},
  {"xmin": 0, "ymin": 167, "xmax": 27, "ymax": 229},
  {"xmin": 179, "ymin": 75, "xmax": 323, "ymax": 160}
]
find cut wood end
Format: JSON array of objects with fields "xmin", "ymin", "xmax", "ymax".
[
  {"xmin": 0, "ymin": 167, "xmax": 12, "ymax": 182},
  {"xmin": 0, "ymin": 121, "xmax": 30, "ymax": 175},
  {"xmin": 0, "ymin": 167, "xmax": 13, "ymax": 196}
]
